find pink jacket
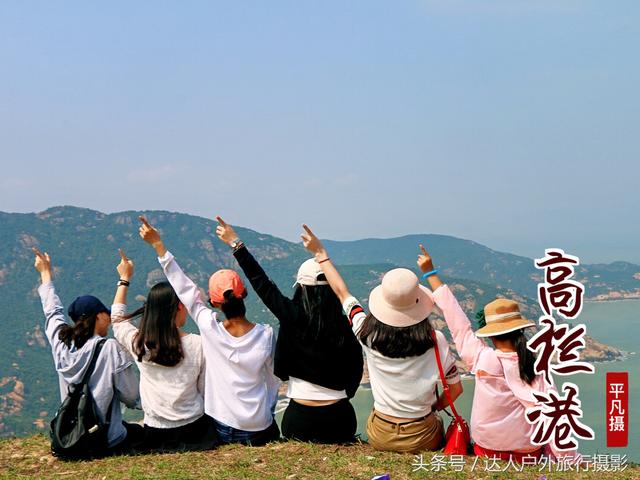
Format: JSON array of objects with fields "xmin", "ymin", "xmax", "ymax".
[{"xmin": 433, "ymin": 284, "xmax": 568, "ymax": 456}]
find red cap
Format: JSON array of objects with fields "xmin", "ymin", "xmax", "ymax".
[{"xmin": 208, "ymin": 269, "xmax": 246, "ymax": 304}]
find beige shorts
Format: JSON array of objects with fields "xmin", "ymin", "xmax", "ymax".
[{"xmin": 366, "ymin": 410, "xmax": 444, "ymax": 453}]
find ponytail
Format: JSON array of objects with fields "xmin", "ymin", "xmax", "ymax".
[
  {"xmin": 492, "ymin": 329, "xmax": 536, "ymax": 385},
  {"xmin": 219, "ymin": 290, "xmax": 246, "ymax": 319},
  {"xmin": 58, "ymin": 315, "xmax": 97, "ymax": 349},
  {"xmin": 514, "ymin": 331, "xmax": 536, "ymax": 385}
]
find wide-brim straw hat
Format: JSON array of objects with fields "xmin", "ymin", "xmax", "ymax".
[
  {"xmin": 369, "ymin": 268, "xmax": 434, "ymax": 328},
  {"xmin": 476, "ymin": 298, "xmax": 536, "ymax": 337}
]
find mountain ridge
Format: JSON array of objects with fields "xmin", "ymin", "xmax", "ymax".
[{"xmin": 0, "ymin": 206, "xmax": 633, "ymax": 438}]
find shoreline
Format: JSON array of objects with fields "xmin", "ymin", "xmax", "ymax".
[{"xmin": 585, "ymin": 297, "xmax": 640, "ymax": 303}]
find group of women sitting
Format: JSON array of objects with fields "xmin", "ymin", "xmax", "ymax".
[{"xmin": 33, "ymin": 216, "xmax": 563, "ymax": 460}]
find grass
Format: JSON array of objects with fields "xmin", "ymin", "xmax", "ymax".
[{"xmin": 0, "ymin": 434, "xmax": 637, "ymax": 479}]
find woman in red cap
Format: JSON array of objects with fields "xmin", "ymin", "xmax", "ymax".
[
  {"xmin": 216, "ymin": 217, "xmax": 363, "ymax": 444},
  {"xmin": 110, "ymin": 248, "xmax": 215, "ymax": 451},
  {"xmin": 138, "ymin": 216, "xmax": 280, "ymax": 446}
]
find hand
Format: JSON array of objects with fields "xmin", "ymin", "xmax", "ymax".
[
  {"xmin": 139, "ymin": 216, "xmax": 167, "ymax": 257},
  {"xmin": 33, "ymin": 247, "xmax": 51, "ymax": 273},
  {"xmin": 138, "ymin": 216, "xmax": 162, "ymax": 245},
  {"xmin": 215, "ymin": 216, "xmax": 239, "ymax": 246},
  {"xmin": 117, "ymin": 248, "xmax": 134, "ymax": 280},
  {"xmin": 33, "ymin": 247, "xmax": 52, "ymax": 283},
  {"xmin": 300, "ymin": 224, "xmax": 327, "ymax": 258},
  {"xmin": 417, "ymin": 244, "xmax": 435, "ymax": 273}
]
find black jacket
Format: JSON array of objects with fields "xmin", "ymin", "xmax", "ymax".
[{"xmin": 233, "ymin": 245, "xmax": 363, "ymax": 398}]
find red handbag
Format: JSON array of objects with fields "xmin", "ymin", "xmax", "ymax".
[{"xmin": 431, "ymin": 331, "xmax": 472, "ymax": 455}]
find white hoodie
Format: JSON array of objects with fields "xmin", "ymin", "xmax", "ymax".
[{"xmin": 39, "ymin": 282, "xmax": 140, "ymax": 448}]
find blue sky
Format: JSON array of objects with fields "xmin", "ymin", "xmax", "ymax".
[{"xmin": 1, "ymin": 1, "xmax": 638, "ymax": 263}]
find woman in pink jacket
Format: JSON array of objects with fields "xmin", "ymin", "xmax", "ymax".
[{"xmin": 417, "ymin": 245, "xmax": 567, "ymax": 461}]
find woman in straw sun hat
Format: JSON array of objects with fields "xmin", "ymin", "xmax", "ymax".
[
  {"xmin": 416, "ymin": 244, "xmax": 576, "ymax": 461},
  {"xmin": 300, "ymin": 225, "xmax": 463, "ymax": 453}
]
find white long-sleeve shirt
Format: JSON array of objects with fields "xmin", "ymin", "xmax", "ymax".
[
  {"xmin": 111, "ymin": 306, "xmax": 205, "ymax": 429},
  {"xmin": 343, "ymin": 295, "xmax": 460, "ymax": 419},
  {"xmin": 158, "ymin": 251, "xmax": 280, "ymax": 432}
]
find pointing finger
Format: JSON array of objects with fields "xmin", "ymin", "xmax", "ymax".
[
  {"xmin": 419, "ymin": 244, "xmax": 429, "ymax": 256},
  {"xmin": 139, "ymin": 215, "xmax": 151, "ymax": 227},
  {"xmin": 216, "ymin": 216, "xmax": 227, "ymax": 227},
  {"xmin": 118, "ymin": 248, "xmax": 128, "ymax": 261},
  {"xmin": 302, "ymin": 224, "xmax": 314, "ymax": 236}
]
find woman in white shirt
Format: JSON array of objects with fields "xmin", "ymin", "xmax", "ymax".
[
  {"xmin": 301, "ymin": 225, "xmax": 463, "ymax": 453},
  {"xmin": 111, "ymin": 249, "xmax": 215, "ymax": 451},
  {"xmin": 138, "ymin": 217, "xmax": 281, "ymax": 446}
]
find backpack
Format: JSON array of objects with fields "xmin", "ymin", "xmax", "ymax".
[{"xmin": 50, "ymin": 339, "xmax": 111, "ymax": 458}]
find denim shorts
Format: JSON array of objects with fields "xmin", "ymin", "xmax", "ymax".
[{"xmin": 213, "ymin": 418, "xmax": 280, "ymax": 446}]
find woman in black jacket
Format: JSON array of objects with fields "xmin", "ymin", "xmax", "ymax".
[{"xmin": 216, "ymin": 217, "xmax": 363, "ymax": 444}]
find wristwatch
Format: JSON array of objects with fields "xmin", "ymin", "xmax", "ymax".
[{"xmin": 230, "ymin": 238, "xmax": 242, "ymax": 249}]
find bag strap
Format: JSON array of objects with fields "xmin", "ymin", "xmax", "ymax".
[
  {"xmin": 79, "ymin": 338, "xmax": 108, "ymax": 386},
  {"xmin": 431, "ymin": 331, "xmax": 462, "ymax": 421}
]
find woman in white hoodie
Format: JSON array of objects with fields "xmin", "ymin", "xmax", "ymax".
[
  {"xmin": 33, "ymin": 248, "xmax": 142, "ymax": 457},
  {"xmin": 137, "ymin": 216, "xmax": 280, "ymax": 445}
]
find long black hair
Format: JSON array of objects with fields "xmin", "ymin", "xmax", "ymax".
[
  {"xmin": 58, "ymin": 314, "xmax": 97, "ymax": 349},
  {"xmin": 126, "ymin": 282, "xmax": 184, "ymax": 367},
  {"xmin": 492, "ymin": 329, "xmax": 537, "ymax": 385},
  {"xmin": 357, "ymin": 312, "xmax": 435, "ymax": 358},
  {"xmin": 292, "ymin": 281, "xmax": 349, "ymax": 347}
]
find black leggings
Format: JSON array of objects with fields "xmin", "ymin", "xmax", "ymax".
[
  {"xmin": 142, "ymin": 414, "xmax": 218, "ymax": 452},
  {"xmin": 281, "ymin": 398, "xmax": 357, "ymax": 444}
]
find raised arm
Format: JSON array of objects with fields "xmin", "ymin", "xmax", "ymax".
[
  {"xmin": 110, "ymin": 248, "xmax": 139, "ymax": 356},
  {"xmin": 33, "ymin": 248, "xmax": 69, "ymax": 360},
  {"xmin": 138, "ymin": 216, "xmax": 213, "ymax": 328},
  {"xmin": 300, "ymin": 224, "xmax": 352, "ymax": 304},
  {"xmin": 216, "ymin": 216, "xmax": 296, "ymax": 323},
  {"xmin": 113, "ymin": 249, "xmax": 134, "ymax": 306},
  {"xmin": 417, "ymin": 245, "xmax": 489, "ymax": 371}
]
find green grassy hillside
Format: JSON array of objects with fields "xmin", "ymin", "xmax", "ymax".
[{"xmin": 1, "ymin": 435, "xmax": 637, "ymax": 480}]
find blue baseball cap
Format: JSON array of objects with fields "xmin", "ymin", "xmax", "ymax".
[{"xmin": 68, "ymin": 295, "xmax": 111, "ymax": 320}]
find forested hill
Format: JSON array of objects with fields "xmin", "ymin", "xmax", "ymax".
[
  {"xmin": 0, "ymin": 206, "xmax": 633, "ymax": 438},
  {"xmin": 323, "ymin": 236, "xmax": 640, "ymax": 300}
]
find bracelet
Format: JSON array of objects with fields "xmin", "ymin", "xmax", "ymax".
[
  {"xmin": 232, "ymin": 241, "xmax": 245, "ymax": 252},
  {"xmin": 318, "ymin": 257, "xmax": 331, "ymax": 264},
  {"xmin": 421, "ymin": 269, "xmax": 439, "ymax": 279},
  {"xmin": 117, "ymin": 279, "xmax": 130, "ymax": 287}
]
